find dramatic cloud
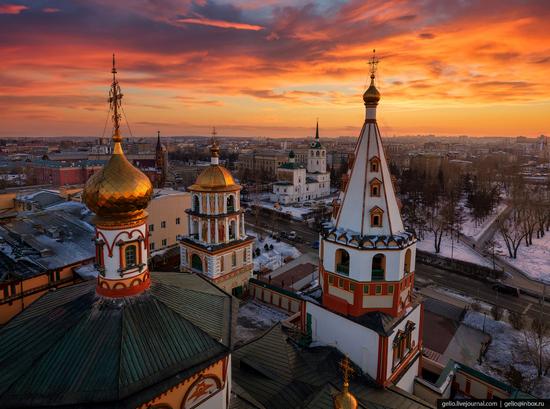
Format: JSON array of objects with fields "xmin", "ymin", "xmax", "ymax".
[
  {"xmin": 0, "ymin": 3, "xmax": 27, "ymax": 14},
  {"xmin": 0, "ymin": 0, "xmax": 549, "ymax": 137},
  {"xmin": 177, "ymin": 16, "xmax": 263, "ymax": 30}
]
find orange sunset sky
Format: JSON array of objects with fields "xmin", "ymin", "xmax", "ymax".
[{"xmin": 0, "ymin": 0, "xmax": 549, "ymax": 138}]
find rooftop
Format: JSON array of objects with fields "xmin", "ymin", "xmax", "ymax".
[{"xmin": 0, "ymin": 272, "xmax": 235, "ymax": 409}]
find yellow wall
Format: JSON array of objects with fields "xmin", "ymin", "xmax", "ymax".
[
  {"xmin": 147, "ymin": 190, "xmax": 190, "ymax": 253},
  {"xmin": 0, "ymin": 263, "xmax": 83, "ymax": 324},
  {"xmin": 0, "ymin": 192, "xmax": 16, "ymax": 211}
]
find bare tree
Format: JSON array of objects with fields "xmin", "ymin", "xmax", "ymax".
[
  {"xmin": 498, "ymin": 216, "xmax": 526, "ymax": 259},
  {"xmin": 522, "ymin": 287, "xmax": 550, "ymax": 378}
]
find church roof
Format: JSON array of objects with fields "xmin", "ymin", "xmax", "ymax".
[
  {"xmin": 334, "ymin": 92, "xmax": 404, "ymax": 237},
  {"xmin": 0, "ymin": 272, "xmax": 234, "ymax": 409},
  {"xmin": 232, "ymin": 324, "xmax": 432, "ymax": 409}
]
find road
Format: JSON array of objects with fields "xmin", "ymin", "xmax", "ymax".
[{"xmin": 416, "ymin": 262, "xmax": 550, "ymax": 321}]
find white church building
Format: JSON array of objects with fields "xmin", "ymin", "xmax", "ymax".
[{"xmin": 270, "ymin": 122, "xmax": 331, "ymax": 204}]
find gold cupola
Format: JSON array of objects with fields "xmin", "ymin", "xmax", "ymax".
[
  {"xmin": 188, "ymin": 129, "xmax": 241, "ymax": 193},
  {"xmin": 83, "ymin": 55, "xmax": 153, "ymax": 221},
  {"xmin": 333, "ymin": 356, "xmax": 358, "ymax": 409},
  {"xmin": 363, "ymin": 49, "xmax": 380, "ymax": 106}
]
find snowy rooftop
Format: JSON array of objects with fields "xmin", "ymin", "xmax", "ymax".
[{"xmin": 322, "ymin": 223, "xmax": 416, "ymax": 249}]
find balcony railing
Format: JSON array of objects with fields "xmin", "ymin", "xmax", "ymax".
[
  {"xmin": 336, "ymin": 264, "xmax": 349, "ymax": 275},
  {"xmin": 372, "ymin": 269, "xmax": 385, "ymax": 281}
]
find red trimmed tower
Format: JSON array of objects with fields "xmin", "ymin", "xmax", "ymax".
[
  {"xmin": 307, "ymin": 51, "xmax": 423, "ymax": 393},
  {"xmin": 83, "ymin": 56, "xmax": 154, "ymax": 297}
]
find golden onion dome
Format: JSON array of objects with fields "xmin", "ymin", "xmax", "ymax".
[
  {"xmin": 83, "ymin": 140, "xmax": 153, "ymax": 219},
  {"xmin": 363, "ymin": 74, "xmax": 380, "ymax": 105},
  {"xmin": 188, "ymin": 140, "xmax": 241, "ymax": 192},
  {"xmin": 190, "ymin": 165, "xmax": 240, "ymax": 192},
  {"xmin": 333, "ymin": 387, "xmax": 358, "ymax": 409}
]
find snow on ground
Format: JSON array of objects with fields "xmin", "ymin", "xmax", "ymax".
[
  {"xmin": 461, "ymin": 202, "xmax": 508, "ymax": 241},
  {"xmin": 495, "ymin": 232, "xmax": 550, "ymax": 282},
  {"xmin": 416, "ymin": 232, "xmax": 492, "ymax": 267},
  {"xmin": 258, "ymin": 200, "xmax": 312, "ymax": 221},
  {"xmin": 463, "ymin": 310, "xmax": 550, "ymax": 397},
  {"xmin": 250, "ymin": 232, "xmax": 301, "ymax": 272},
  {"xmin": 236, "ymin": 300, "xmax": 289, "ymax": 343}
]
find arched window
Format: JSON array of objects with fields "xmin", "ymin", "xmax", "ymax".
[
  {"xmin": 193, "ymin": 195, "xmax": 200, "ymax": 212},
  {"xmin": 335, "ymin": 248, "xmax": 350, "ymax": 276},
  {"xmin": 229, "ymin": 220, "xmax": 236, "ymax": 240},
  {"xmin": 370, "ymin": 179, "xmax": 381, "ymax": 197},
  {"xmin": 232, "ymin": 252, "xmax": 237, "ymax": 267},
  {"xmin": 227, "ymin": 195, "xmax": 235, "ymax": 212},
  {"xmin": 125, "ymin": 245, "xmax": 137, "ymax": 268},
  {"xmin": 370, "ymin": 207, "xmax": 383, "ymax": 227},
  {"xmin": 404, "ymin": 249, "xmax": 412, "ymax": 275},
  {"xmin": 191, "ymin": 254, "xmax": 203, "ymax": 272},
  {"xmin": 316, "ymin": 151, "xmax": 320, "ymax": 157},
  {"xmin": 370, "ymin": 157, "xmax": 380, "ymax": 172},
  {"xmin": 372, "ymin": 254, "xmax": 385, "ymax": 281}
]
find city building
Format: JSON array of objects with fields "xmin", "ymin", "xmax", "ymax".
[
  {"xmin": 0, "ymin": 205, "xmax": 95, "ymax": 324},
  {"xmin": 271, "ymin": 121, "xmax": 331, "ymax": 204},
  {"xmin": 146, "ymin": 188, "xmax": 190, "ymax": 254},
  {"xmin": 0, "ymin": 59, "xmax": 235, "ymax": 409},
  {"xmin": 25, "ymin": 158, "xmax": 104, "ymax": 186},
  {"xmin": 237, "ymin": 150, "xmax": 289, "ymax": 179},
  {"xmin": 305, "ymin": 62, "xmax": 422, "ymax": 393},
  {"xmin": 180, "ymin": 141, "xmax": 254, "ymax": 296}
]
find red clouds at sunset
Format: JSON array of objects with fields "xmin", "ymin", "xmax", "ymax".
[{"xmin": 0, "ymin": 0, "xmax": 549, "ymax": 137}]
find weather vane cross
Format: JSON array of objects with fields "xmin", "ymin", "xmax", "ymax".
[{"xmin": 368, "ymin": 49, "xmax": 379, "ymax": 78}]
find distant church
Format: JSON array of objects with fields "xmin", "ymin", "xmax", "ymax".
[{"xmin": 271, "ymin": 121, "xmax": 331, "ymax": 204}]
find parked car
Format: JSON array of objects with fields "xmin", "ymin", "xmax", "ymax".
[
  {"xmin": 288, "ymin": 231, "xmax": 297, "ymax": 240},
  {"xmin": 280, "ymin": 231, "xmax": 288, "ymax": 238},
  {"xmin": 310, "ymin": 241, "xmax": 320, "ymax": 249},
  {"xmin": 491, "ymin": 283, "xmax": 520, "ymax": 297}
]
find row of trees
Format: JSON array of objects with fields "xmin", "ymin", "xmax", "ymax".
[{"xmin": 497, "ymin": 182, "xmax": 550, "ymax": 259}]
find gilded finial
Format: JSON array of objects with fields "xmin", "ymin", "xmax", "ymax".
[
  {"xmin": 340, "ymin": 356, "xmax": 354, "ymax": 387},
  {"xmin": 333, "ymin": 356, "xmax": 357, "ymax": 409},
  {"xmin": 210, "ymin": 127, "xmax": 220, "ymax": 159},
  {"xmin": 109, "ymin": 53, "xmax": 123, "ymax": 142},
  {"xmin": 368, "ymin": 49, "xmax": 379, "ymax": 80},
  {"xmin": 363, "ymin": 49, "xmax": 381, "ymax": 106}
]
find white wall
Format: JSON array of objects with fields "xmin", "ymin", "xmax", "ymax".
[
  {"xmin": 395, "ymin": 356, "xmax": 420, "ymax": 393},
  {"xmin": 385, "ymin": 303, "xmax": 422, "ymax": 381},
  {"xmin": 98, "ymin": 221, "xmax": 147, "ymax": 280},
  {"xmin": 307, "ymin": 301, "xmax": 380, "ymax": 379},
  {"xmin": 322, "ymin": 241, "xmax": 416, "ymax": 282}
]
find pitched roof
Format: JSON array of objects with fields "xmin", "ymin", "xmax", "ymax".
[
  {"xmin": 232, "ymin": 324, "xmax": 433, "ymax": 409},
  {"xmin": 0, "ymin": 272, "xmax": 233, "ymax": 408},
  {"xmin": 335, "ymin": 119, "xmax": 405, "ymax": 236}
]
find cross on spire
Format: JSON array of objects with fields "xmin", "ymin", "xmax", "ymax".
[
  {"xmin": 339, "ymin": 356, "xmax": 354, "ymax": 386},
  {"xmin": 109, "ymin": 53, "xmax": 123, "ymax": 142},
  {"xmin": 368, "ymin": 49, "xmax": 379, "ymax": 80}
]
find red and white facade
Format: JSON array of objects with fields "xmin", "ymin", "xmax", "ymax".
[
  {"xmin": 306, "ymin": 72, "xmax": 423, "ymax": 393},
  {"xmin": 94, "ymin": 215, "xmax": 151, "ymax": 297}
]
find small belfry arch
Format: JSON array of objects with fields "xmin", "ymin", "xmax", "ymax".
[
  {"xmin": 372, "ymin": 253, "xmax": 385, "ymax": 281},
  {"xmin": 191, "ymin": 253, "xmax": 203, "ymax": 272},
  {"xmin": 404, "ymin": 248, "xmax": 412, "ymax": 274},
  {"xmin": 335, "ymin": 248, "xmax": 350, "ymax": 276},
  {"xmin": 192, "ymin": 195, "xmax": 200, "ymax": 212}
]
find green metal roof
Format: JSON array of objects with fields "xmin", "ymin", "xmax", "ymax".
[
  {"xmin": 232, "ymin": 324, "xmax": 431, "ymax": 409},
  {"xmin": 0, "ymin": 272, "xmax": 233, "ymax": 408}
]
